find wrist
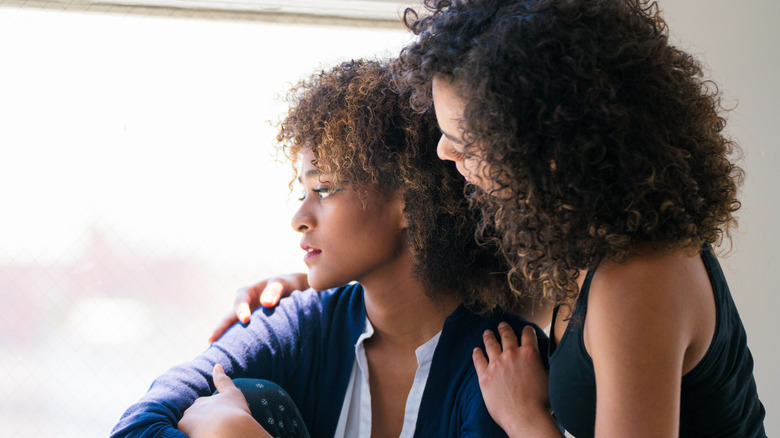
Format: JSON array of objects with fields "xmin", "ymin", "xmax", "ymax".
[
  {"xmin": 225, "ymin": 412, "xmax": 268, "ymax": 438},
  {"xmin": 505, "ymin": 406, "xmax": 561, "ymax": 438}
]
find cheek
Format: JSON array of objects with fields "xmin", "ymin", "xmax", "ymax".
[
  {"xmin": 456, "ymin": 159, "xmax": 482, "ymax": 182},
  {"xmin": 468, "ymin": 159, "xmax": 501, "ymax": 191}
]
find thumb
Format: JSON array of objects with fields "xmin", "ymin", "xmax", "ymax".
[{"xmin": 212, "ymin": 364, "xmax": 237, "ymax": 393}]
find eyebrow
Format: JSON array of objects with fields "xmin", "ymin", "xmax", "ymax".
[
  {"xmin": 440, "ymin": 129, "xmax": 465, "ymax": 145},
  {"xmin": 297, "ymin": 168, "xmax": 322, "ymax": 184}
]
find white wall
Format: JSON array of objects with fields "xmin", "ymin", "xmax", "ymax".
[{"xmin": 0, "ymin": 8, "xmax": 413, "ymax": 436}]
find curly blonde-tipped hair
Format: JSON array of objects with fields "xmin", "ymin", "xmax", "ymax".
[
  {"xmin": 277, "ymin": 58, "xmax": 532, "ymax": 313},
  {"xmin": 397, "ymin": 0, "xmax": 743, "ymax": 306}
]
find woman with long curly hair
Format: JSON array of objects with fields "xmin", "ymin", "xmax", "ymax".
[
  {"xmin": 396, "ymin": 0, "xmax": 766, "ymax": 436},
  {"xmin": 111, "ymin": 58, "xmax": 545, "ymax": 438}
]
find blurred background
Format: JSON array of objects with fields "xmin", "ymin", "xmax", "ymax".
[{"xmin": 0, "ymin": 0, "xmax": 777, "ymax": 436}]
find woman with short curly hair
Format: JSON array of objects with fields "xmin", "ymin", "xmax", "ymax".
[
  {"xmin": 276, "ymin": 59, "xmax": 530, "ymax": 314},
  {"xmin": 112, "ymin": 58, "xmax": 546, "ymax": 438},
  {"xmin": 397, "ymin": 0, "xmax": 766, "ymax": 436}
]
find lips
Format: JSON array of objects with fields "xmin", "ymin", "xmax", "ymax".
[
  {"xmin": 455, "ymin": 164, "xmax": 474, "ymax": 184},
  {"xmin": 300, "ymin": 243, "xmax": 322, "ymax": 262}
]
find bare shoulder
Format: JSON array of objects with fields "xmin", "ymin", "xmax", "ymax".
[
  {"xmin": 584, "ymin": 246, "xmax": 714, "ymax": 370},
  {"xmin": 582, "ymin": 247, "xmax": 717, "ymax": 434},
  {"xmin": 589, "ymin": 246, "xmax": 709, "ymax": 314}
]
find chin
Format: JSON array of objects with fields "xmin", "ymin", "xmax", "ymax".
[
  {"xmin": 307, "ymin": 278, "xmax": 327, "ymax": 292},
  {"xmin": 307, "ymin": 272, "xmax": 347, "ymax": 292}
]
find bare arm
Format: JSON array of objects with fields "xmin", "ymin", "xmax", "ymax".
[
  {"xmin": 586, "ymin": 250, "xmax": 712, "ymax": 437},
  {"xmin": 584, "ymin": 254, "xmax": 714, "ymax": 437}
]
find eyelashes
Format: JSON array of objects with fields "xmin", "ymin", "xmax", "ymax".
[
  {"xmin": 298, "ymin": 187, "xmax": 342, "ymax": 201},
  {"xmin": 449, "ymin": 145, "xmax": 466, "ymax": 160},
  {"xmin": 313, "ymin": 187, "xmax": 338, "ymax": 199}
]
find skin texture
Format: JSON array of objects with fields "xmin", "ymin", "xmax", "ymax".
[
  {"xmin": 472, "ymin": 324, "xmax": 560, "ymax": 438},
  {"xmin": 292, "ymin": 150, "xmax": 408, "ymax": 292},
  {"xmin": 431, "ymin": 77, "xmax": 492, "ymax": 190}
]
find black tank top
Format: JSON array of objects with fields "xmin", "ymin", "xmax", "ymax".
[{"xmin": 547, "ymin": 247, "xmax": 766, "ymax": 437}]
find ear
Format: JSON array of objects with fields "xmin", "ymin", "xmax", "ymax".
[{"xmin": 393, "ymin": 189, "xmax": 409, "ymax": 230}]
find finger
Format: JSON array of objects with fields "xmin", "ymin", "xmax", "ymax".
[
  {"xmin": 472, "ymin": 347, "xmax": 489, "ymax": 376},
  {"xmin": 482, "ymin": 329, "xmax": 503, "ymax": 360},
  {"xmin": 519, "ymin": 325, "xmax": 540, "ymax": 353},
  {"xmin": 497, "ymin": 321, "xmax": 519, "ymax": 349},
  {"xmin": 259, "ymin": 281, "xmax": 284, "ymax": 307},
  {"xmin": 233, "ymin": 286, "xmax": 254, "ymax": 322},
  {"xmin": 212, "ymin": 364, "xmax": 237, "ymax": 393},
  {"xmin": 207, "ymin": 312, "xmax": 240, "ymax": 343},
  {"xmin": 236, "ymin": 302, "xmax": 252, "ymax": 324}
]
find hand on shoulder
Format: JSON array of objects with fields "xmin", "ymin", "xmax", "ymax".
[
  {"xmin": 208, "ymin": 273, "xmax": 309, "ymax": 343},
  {"xmin": 473, "ymin": 323, "xmax": 563, "ymax": 438}
]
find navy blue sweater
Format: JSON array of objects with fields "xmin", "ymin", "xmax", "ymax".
[
  {"xmin": 111, "ymin": 284, "xmax": 548, "ymax": 437},
  {"xmin": 112, "ymin": 285, "xmax": 547, "ymax": 437}
]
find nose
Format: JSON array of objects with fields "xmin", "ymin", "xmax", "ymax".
[
  {"xmin": 437, "ymin": 135, "xmax": 457, "ymax": 162},
  {"xmin": 291, "ymin": 202, "xmax": 314, "ymax": 233}
]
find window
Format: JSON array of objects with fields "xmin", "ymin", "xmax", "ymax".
[{"xmin": 0, "ymin": 5, "xmax": 410, "ymax": 436}]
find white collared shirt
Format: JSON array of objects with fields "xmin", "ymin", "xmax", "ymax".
[{"xmin": 333, "ymin": 317, "xmax": 442, "ymax": 438}]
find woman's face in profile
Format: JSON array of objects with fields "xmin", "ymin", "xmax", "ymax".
[
  {"xmin": 291, "ymin": 149, "xmax": 408, "ymax": 291},
  {"xmin": 432, "ymin": 76, "xmax": 496, "ymax": 192}
]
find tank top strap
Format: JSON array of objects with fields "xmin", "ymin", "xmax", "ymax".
[
  {"xmin": 572, "ymin": 267, "xmax": 598, "ymax": 317},
  {"xmin": 549, "ymin": 264, "xmax": 599, "ymax": 349}
]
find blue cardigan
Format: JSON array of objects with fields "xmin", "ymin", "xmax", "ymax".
[{"xmin": 111, "ymin": 284, "xmax": 548, "ymax": 437}]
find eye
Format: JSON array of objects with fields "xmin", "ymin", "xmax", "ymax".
[
  {"xmin": 312, "ymin": 186, "xmax": 342, "ymax": 199},
  {"xmin": 449, "ymin": 145, "xmax": 466, "ymax": 160}
]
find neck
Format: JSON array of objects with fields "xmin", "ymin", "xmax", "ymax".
[{"xmin": 359, "ymin": 253, "xmax": 459, "ymax": 350}]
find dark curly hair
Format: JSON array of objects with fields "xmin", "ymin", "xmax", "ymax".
[
  {"xmin": 396, "ymin": 0, "xmax": 743, "ymax": 306},
  {"xmin": 276, "ymin": 58, "xmax": 529, "ymax": 313}
]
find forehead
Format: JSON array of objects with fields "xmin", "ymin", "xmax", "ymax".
[
  {"xmin": 431, "ymin": 77, "xmax": 467, "ymax": 131},
  {"xmin": 298, "ymin": 149, "xmax": 324, "ymax": 183}
]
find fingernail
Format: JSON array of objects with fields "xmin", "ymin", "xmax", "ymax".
[{"xmin": 499, "ymin": 321, "xmax": 509, "ymax": 329}]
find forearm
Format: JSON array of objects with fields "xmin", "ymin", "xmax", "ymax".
[
  {"xmin": 113, "ymin": 292, "xmax": 319, "ymax": 437},
  {"xmin": 110, "ymin": 361, "xmax": 222, "ymax": 437}
]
